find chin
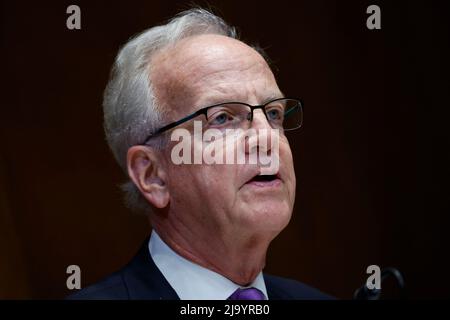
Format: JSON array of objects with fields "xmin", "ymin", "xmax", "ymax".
[{"xmin": 242, "ymin": 200, "xmax": 292, "ymax": 235}]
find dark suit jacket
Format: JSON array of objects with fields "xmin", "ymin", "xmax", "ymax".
[{"xmin": 67, "ymin": 239, "xmax": 333, "ymax": 300}]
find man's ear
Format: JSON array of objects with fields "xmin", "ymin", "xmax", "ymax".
[{"xmin": 127, "ymin": 145, "xmax": 169, "ymax": 209}]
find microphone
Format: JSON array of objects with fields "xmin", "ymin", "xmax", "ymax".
[{"xmin": 353, "ymin": 267, "xmax": 405, "ymax": 300}]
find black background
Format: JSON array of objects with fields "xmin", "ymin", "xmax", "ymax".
[{"xmin": 1, "ymin": 0, "xmax": 449, "ymax": 299}]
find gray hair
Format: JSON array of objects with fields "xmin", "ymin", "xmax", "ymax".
[{"xmin": 103, "ymin": 9, "xmax": 237, "ymax": 214}]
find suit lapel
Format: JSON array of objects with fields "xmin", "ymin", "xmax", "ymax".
[
  {"xmin": 122, "ymin": 238, "xmax": 180, "ymax": 300},
  {"xmin": 264, "ymin": 273, "xmax": 289, "ymax": 300}
]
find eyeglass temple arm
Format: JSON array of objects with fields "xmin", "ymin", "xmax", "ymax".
[{"xmin": 141, "ymin": 108, "xmax": 206, "ymax": 145}]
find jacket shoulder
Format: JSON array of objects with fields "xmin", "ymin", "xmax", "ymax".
[
  {"xmin": 66, "ymin": 237, "xmax": 179, "ymax": 300},
  {"xmin": 264, "ymin": 274, "xmax": 335, "ymax": 300},
  {"xmin": 66, "ymin": 271, "xmax": 129, "ymax": 300}
]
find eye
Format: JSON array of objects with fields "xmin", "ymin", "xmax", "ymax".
[
  {"xmin": 266, "ymin": 107, "xmax": 283, "ymax": 121},
  {"xmin": 208, "ymin": 111, "xmax": 235, "ymax": 126}
]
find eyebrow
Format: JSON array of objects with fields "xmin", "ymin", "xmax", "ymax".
[
  {"xmin": 261, "ymin": 92, "xmax": 285, "ymax": 103},
  {"xmin": 199, "ymin": 92, "xmax": 285, "ymax": 108}
]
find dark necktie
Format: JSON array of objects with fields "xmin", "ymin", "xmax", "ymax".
[{"xmin": 227, "ymin": 287, "xmax": 266, "ymax": 300}]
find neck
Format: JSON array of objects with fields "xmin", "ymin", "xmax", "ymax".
[{"xmin": 151, "ymin": 218, "xmax": 270, "ymax": 285}]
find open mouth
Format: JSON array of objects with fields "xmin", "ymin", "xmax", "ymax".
[
  {"xmin": 244, "ymin": 173, "xmax": 282, "ymax": 188},
  {"xmin": 251, "ymin": 174, "xmax": 278, "ymax": 182}
]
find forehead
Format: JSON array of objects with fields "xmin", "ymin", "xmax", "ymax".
[{"xmin": 150, "ymin": 34, "xmax": 281, "ymax": 116}]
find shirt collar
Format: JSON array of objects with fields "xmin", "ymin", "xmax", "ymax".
[{"xmin": 148, "ymin": 230, "xmax": 268, "ymax": 300}]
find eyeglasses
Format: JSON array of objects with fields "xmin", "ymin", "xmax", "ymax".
[{"xmin": 140, "ymin": 98, "xmax": 303, "ymax": 145}]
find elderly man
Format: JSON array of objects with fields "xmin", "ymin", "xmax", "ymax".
[{"xmin": 70, "ymin": 8, "xmax": 331, "ymax": 300}]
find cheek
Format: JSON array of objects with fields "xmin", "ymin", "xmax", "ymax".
[
  {"xmin": 280, "ymin": 139, "xmax": 295, "ymax": 173},
  {"xmin": 280, "ymin": 140, "xmax": 296, "ymax": 199},
  {"xmin": 167, "ymin": 163, "xmax": 237, "ymax": 205},
  {"xmin": 200, "ymin": 165, "xmax": 239, "ymax": 202}
]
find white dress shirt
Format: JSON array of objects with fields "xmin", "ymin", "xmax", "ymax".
[{"xmin": 148, "ymin": 230, "xmax": 268, "ymax": 300}]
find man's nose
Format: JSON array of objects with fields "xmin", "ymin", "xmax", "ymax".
[
  {"xmin": 249, "ymin": 109, "xmax": 272, "ymax": 130},
  {"xmin": 246, "ymin": 109, "xmax": 274, "ymax": 154}
]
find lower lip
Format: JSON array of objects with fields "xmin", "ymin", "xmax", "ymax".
[{"xmin": 245, "ymin": 178, "xmax": 282, "ymax": 188}]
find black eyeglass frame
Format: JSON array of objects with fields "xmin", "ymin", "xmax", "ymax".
[{"xmin": 139, "ymin": 97, "xmax": 303, "ymax": 145}]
